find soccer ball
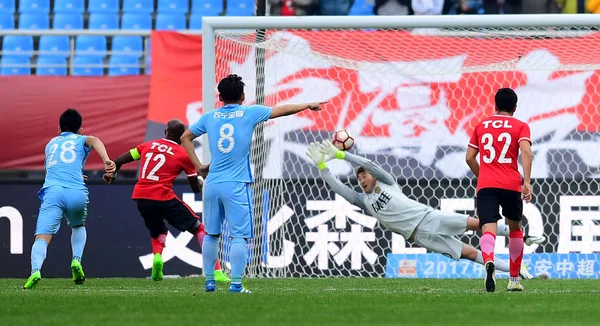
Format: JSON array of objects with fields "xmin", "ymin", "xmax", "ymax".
[{"xmin": 332, "ymin": 129, "xmax": 355, "ymax": 151}]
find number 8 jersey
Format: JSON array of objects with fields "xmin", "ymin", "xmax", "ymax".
[
  {"xmin": 43, "ymin": 132, "xmax": 92, "ymax": 191},
  {"xmin": 468, "ymin": 115, "xmax": 532, "ymax": 192},
  {"xmin": 131, "ymin": 138, "xmax": 198, "ymax": 201}
]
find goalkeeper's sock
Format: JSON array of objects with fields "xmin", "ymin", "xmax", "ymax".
[
  {"xmin": 509, "ymin": 230, "xmax": 524, "ymax": 278},
  {"xmin": 230, "ymin": 238, "xmax": 248, "ymax": 285},
  {"xmin": 71, "ymin": 226, "xmax": 87, "ymax": 262},
  {"xmin": 202, "ymin": 235, "xmax": 219, "ymax": 281},
  {"xmin": 496, "ymin": 224, "xmax": 509, "ymax": 237},
  {"xmin": 151, "ymin": 233, "xmax": 167, "ymax": 255},
  {"xmin": 476, "ymin": 250, "xmax": 510, "ymax": 273},
  {"xmin": 31, "ymin": 239, "xmax": 48, "ymax": 274},
  {"xmin": 480, "ymin": 232, "xmax": 496, "ymax": 263}
]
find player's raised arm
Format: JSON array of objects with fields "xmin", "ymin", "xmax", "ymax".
[
  {"xmin": 317, "ymin": 140, "xmax": 396, "ymax": 186},
  {"xmin": 269, "ymin": 102, "xmax": 327, "ymax": 119},
  {"xmin": 84, "ymin": 136, "xmax": 115, "ymax": 174},
  {"xmin": 306, "ymin": 142, "xmax": 368, "ymax": 210}
]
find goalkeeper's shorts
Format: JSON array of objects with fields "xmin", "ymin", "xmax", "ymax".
[{"xmin": 412, "ymin": 210, "xmax": 468, "ymax": 261}]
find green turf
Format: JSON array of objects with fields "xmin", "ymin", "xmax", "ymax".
[{"xmin": 0, "ymin": 278, "xmax": 598, "ymax": 326}]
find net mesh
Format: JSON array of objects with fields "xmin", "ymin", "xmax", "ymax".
[{"xmin": 213, "ymin": 27, "xmax": 600, "ymax": 278}]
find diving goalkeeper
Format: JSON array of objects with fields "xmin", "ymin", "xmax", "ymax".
[{"xmin": 306, "ymin": 140, "xmax": 545, "ymax": 279}]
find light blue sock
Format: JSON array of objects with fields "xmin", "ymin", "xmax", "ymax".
[
  {"xmin": 203, "ymin": 235, "xmax": 219, "ymax": 281},
  {"xmin": 230, "ymin": 238, "xmax": 247, "ymax": 284},
  {"xmin": 31, "ymin": 239, "xmax": 48, "ymax": 274},
  {"xmin": 71, "ymin": 226, "xmax": 87, "ymax": 262}
]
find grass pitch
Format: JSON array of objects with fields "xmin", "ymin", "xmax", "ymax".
[{"xmin": 0, "ymin": 278, "xmax": 597, "ymax": 326}]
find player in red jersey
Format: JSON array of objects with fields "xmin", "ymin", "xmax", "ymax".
[
  {"xmin": 466, "ymin": 88, "xmax": 534, "ymax": 292},
  {"xmin": 104, "ymin": 119, "xmax": 229, "ymax": 282}
]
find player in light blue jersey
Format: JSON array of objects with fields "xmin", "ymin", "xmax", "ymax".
[
  {"xmin": 23, "ymin": 109, "xmax": 116, "ymax": 290},
  {"xmin": 181, "ymin": 74, "xmax": 325, "ymax": 293}
]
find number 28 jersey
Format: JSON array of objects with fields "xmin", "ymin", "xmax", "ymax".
[
  {"xmin": 42, "ymin": 132, "xmax": 92, "ymax": 192},
  {"xmin": 131, "ymin": 138, "xmax": 197, "ymax": 201},
  {"xmin": 468, "ymin": 115, "xmax": 531, "ymax": 193}
]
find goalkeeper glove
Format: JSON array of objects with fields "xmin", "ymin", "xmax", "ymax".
[
  {"xmin": 306, "ymin": 142, "xmax": 328, "ymax": 170},
  {"xmin": 318, "ymin": 140, "xmax": 345, "ymax": 160}
]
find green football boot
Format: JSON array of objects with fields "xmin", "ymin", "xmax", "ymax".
[
  {"xmin": 215, "ymin": 269, "xmax": 231, "ymax": 282},
  {"xmin": 71, "ymin": 259, "xmax": 86, "ymax": 285},
  {"xmin": 23, "ymin": 271, "xmax": 42, "ymax": 290},
  {"xmin": 152, "ymin": 253, "xmax": 164, "ymax": 281}
]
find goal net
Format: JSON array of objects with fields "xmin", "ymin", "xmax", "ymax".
[{"xmin": 206, "ymin": 16, "xmax": 600, "ymax": 279}]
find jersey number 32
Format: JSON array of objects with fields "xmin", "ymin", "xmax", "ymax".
[{"xmin": 481, "ymin": 132, "xmax": 513, "ymax": 164}]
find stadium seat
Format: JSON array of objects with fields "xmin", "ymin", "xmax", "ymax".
[
  {"xmin": 158, "ymin": 0, "xmax": 188, "ymax": 13},
  {"xmin": 121, "ymin": 13, "xmax": 152, "ymax": 30},
  {"xmin": 39, "ymin": 35, "xmax": 70, "ymax": 57},
  {"xmin": 0, "ymin": 0, "xmax": 15, "ymax": 13},
  {"xmin": 0, "ymin": 12, "xmax": 14, "ymax": 29},
  {"xmin": 349, "ymin": 0, "xmax": 373, "ymax": 15},
  {"xmin": 2, "ymin": 35, "xmax": 33, "ymax": 56},
  {"xmin": 108, "ymin": 56, "xmax": 140, "ymax": 76},
  {"xmin": 72, "ymin": 56, "xmax": 104, "ymax": 76},
  {"xmin": 1, "ymin": 56, "xmax": 31, "ymax": 75},
  {"xmin": 89, "ymin": 13, "xmax": 118, "ymax": 29},
  {"xmin": 19, "ymin": 0, "xmax": 49, "ymax": 13},
  {"xmin": 75, "ymin": 35, "xmax": 107, "ymax": 57},
  {"xmin": 145, "ymin": 55, "xmax": 151, "ymax": 74},
  {"xmin": 88, "ymin": 0, "xmax": 119, "ymax": 13},
  {"xmin": 18, "ymin": 13, "xmax": 48, "ymax": 29},
  {"xmin": 53, "ymin": 13, "xmax": 83, "ymax": 29},
  {"xmin": 227, "ymin": 0, "xmax": 253, "ymax": 15},
  {"xmin": 122, "ymin": 0, "xmax": 153, "ymax": 13},
  {"xmin": 192, "ymin": 0, "xmax": 222, "ymax": 13},
  {"xmin": 189, "ymin": 11, "xmax": 220, "ymax": 29},
  {"xmin": 53, "ymin": 0, "xmax": 84, "ymax": 13},
  {"xmin": 155, "ymin": 13, "xmax": 185, "ymax": 30},
  {"xmin": 112, "ymin": 36, "xmax": 143, "ymax": 57},
  {"xmin": 36, "ymin": 56, "xmax": 67, "ymax": 75}
]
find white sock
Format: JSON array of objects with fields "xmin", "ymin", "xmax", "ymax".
[
  {"xmin": 475, "ymin": 250, "xmax": 510, "ymax": 273},
  {"xmin": 497, "ymin": 224, "xmax": 510, "ymax": 237}
]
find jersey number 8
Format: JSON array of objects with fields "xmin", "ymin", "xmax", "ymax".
[
  {"xmin": 218, "ymin": 123, "xmax": 235, "ymax": 154},
  {"xmin": 47, "ymin": 140, "xmax": 77, "ymax": 168},
  {"xmin": 481, "ymin": 132, "xmax": 512, "ymax": 164}
]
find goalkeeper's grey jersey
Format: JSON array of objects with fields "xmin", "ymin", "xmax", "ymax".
[{"xmin": 320, "ymin": 152, "xmax": 433, "ymax": 239}]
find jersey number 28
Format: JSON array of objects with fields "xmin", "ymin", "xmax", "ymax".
[
  {"xmin": 481, "ymin": 132, "xmax": 512, "ymax": 164},
  {"xmin": 142, "ymin": 153, "xmax": 165, "ymax": 181},
  {"xmin": 47, "ymin": 140, "xmax": 76, "ymax": 168}
]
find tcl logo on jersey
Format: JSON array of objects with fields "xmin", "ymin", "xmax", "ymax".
[
  {"xmin": 482, "ymin": 120, "xmax": 513, "ymax": 129},
  {"xmin": 150, "ymin": 142, "xmax": 175, "ymax": 156}
]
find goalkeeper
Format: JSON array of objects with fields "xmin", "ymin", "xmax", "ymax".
[{"xmin": 307, "ymin": 141, "xmax": 545, "ymax": 279}]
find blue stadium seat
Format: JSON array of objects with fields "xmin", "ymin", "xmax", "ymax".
[
  {"xmin": 121, "ymin": 13, "xmax": 151, "ymax": 30},
  {"xmin": 349, "ymin": 0, "xmax": 373, "ymax": 15},
  {"xmin": 89, "ymin": 13, "xmax": 118, "ymax": 29},
  {"xmin": 145, "ymin": 55, "xmax": 151, "ymax": 74},
  {"xmin": 0, "ymin": 12, "xmax": 14, "ymax": 28},
  {"xmin": 189, "ymin": 10, "xmax": 220, "ymax": 29},
  {"xmin": 108, "ymin": 56, "xmax": 139, "ymax": 76},
  {"xmin": 39, "ymin": 35, "xmax": 70, "ymax": 57},
  {"xmin": 53, "ymin": 13, "xmax": 83, "ymax": 29},
  {"xmin": 155, "ymin": 13, "xmax": 185, "ymax": 30},
  {"xmin": 75, "ymin": 35, "xmax": 107, "ymax": 57},
  {"xmin": 18, "ymin": 13, "xmax": 48, "ymax": 29},
  {"xmin": 19, "ymin": 0, "xmax": 49, "ymax": 13},
  {"xmin": 2, "ymin": 35, "xmax": 33, "ymax": 56},
  {"xmin": 88, "ymin": 0, "xmax": 119, "ymax": 13},
  {"xmin": 192, "ymin": 0, "xmax": 222, "ymax": 13},
  {"xmin": 158, "ymin": 0, "xmax": 188, "ymax": 13},
  {"xmin": 0, "ymin": 0, "xmax": 15, "ymax": 13},
  {"xmin": 122, "ymin": 0, "xmax": 153, "ymax": 13},
  {"xmin": 1, "ymin": 56, "xmax": 30, "ymax": 75},
  {"xmin": 227, "ymin": 0, "xmax": 253, "ymax": 15},
  {"xmin": 36, "ymin": 56, "xmax": 67, "ymax": 75},
  {"xmin": 112, "ymin": 36, "xmax": 142, "ymax": 57},
  {"xmin": 72, "ymin": 56, "xmax": 103, "ymax": 76},
  {"xmin": 53, "ymin": 0, "xmax": 83, "ymax": 13}
]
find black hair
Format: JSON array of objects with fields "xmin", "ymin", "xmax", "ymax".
[
  {"xmin": 356, "ymin": 166, "xmax": 366, "ymax": 178},
  {"xmin": 495, "ymin": 88, "xmax": 518, "ymax": 113},
  {"xmin": 59, "ymin": 108, "xmax": 83, "ymax": 133},
  {"xmin": 217, "ymin": 74, "xmax": 245, "ymax": 103}
]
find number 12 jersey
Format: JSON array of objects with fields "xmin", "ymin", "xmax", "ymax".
[
  {"xmin": 468, "ymin": 115, "xmax": 532, "ymax": 192},
  {"xmin": 131, "ymin": 138, "xmax": 198, "ymax": 201}
]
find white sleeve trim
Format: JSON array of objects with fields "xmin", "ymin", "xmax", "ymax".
[
  {"xmin": 518, "ymin": 137, "xmax": 532, "ymax": 144},
  {"xmin": 186, "ymin": 173, "xmax": 198, "ymax": 177},
  {"xmin": 468, "ymin": 143, "xmax": 479, "ymax": 149}
]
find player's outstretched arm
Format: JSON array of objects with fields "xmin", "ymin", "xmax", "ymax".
[
  {"xmin": 318, "ymin": 140, "xmax": 396, "ymax": 186},
  {"xmin": 85, "ymin": 136, "xmax": 116, "ymax": 174},
  {"xmin": 520, "ymin": 140, "xmax": 533, "ymax": 203},
  {"xmin": 306, "ymin": 142, "xmax": 368, "ymax": 210},
  {"xmin": 103, "ymin": 149, "xmax": 140, "ymax": 184},
  {"xmin": 465, "ymin": 147, "xmax": 479, "ymax": 178},
  {"xmin": 269, "ymin": 102, "xmax": 326, "ymax": 119},
  {"xmin": 180, "ymin": 129, "xmax": 209, "ymax": 175}
]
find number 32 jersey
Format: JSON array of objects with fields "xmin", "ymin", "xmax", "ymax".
[
  {"xmin": 189, "ymin": 104, "xmax": 272, "ymax": 186},
  {"xmin": 468, "ymin": 115, "xmax": 532, "ymax": 193},
  {"xmin": 131, "ymin": 138, "xmax": 197, "ymax": 201}
]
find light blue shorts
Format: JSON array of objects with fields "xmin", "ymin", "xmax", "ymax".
[
  {"xmin": 203, "ymin": 182, "xmax": 253, "ymax": 238},
  {"xmin": 36, "ymin": 186, "xmax": 89, "ymax": 235}
]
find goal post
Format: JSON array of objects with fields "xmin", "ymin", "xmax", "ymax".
[{"xmin": 202, "ymin": 15, "xmax": 600, "ymax": 278}]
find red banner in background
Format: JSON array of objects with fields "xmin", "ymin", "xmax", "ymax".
[{"xmin": 0, "ymin": 76, "xmax": 149, "ymax": 170}]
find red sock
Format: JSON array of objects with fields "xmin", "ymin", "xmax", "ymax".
[
  {"xmin": 193, "ymin": 225, "xmax": 221, "ymax": 271},
  {"xmin": 151, "ymin": 233, "xmax": 167, "ymax": 255},
  {"xmin": 509, "ymin": 230, "xmax": 524, "ymax": 278},
  {"xmin": 215, "ymin": 259, "xmax": 221, "ymax": 271},
  {"xmin": 480, "ymin": 232, "xmax": 496, "ymax": 264}
]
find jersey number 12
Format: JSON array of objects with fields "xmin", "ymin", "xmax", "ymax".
[{"xmin": 142, "ymin": 153, "xmax": 165, "ymax": 181}]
